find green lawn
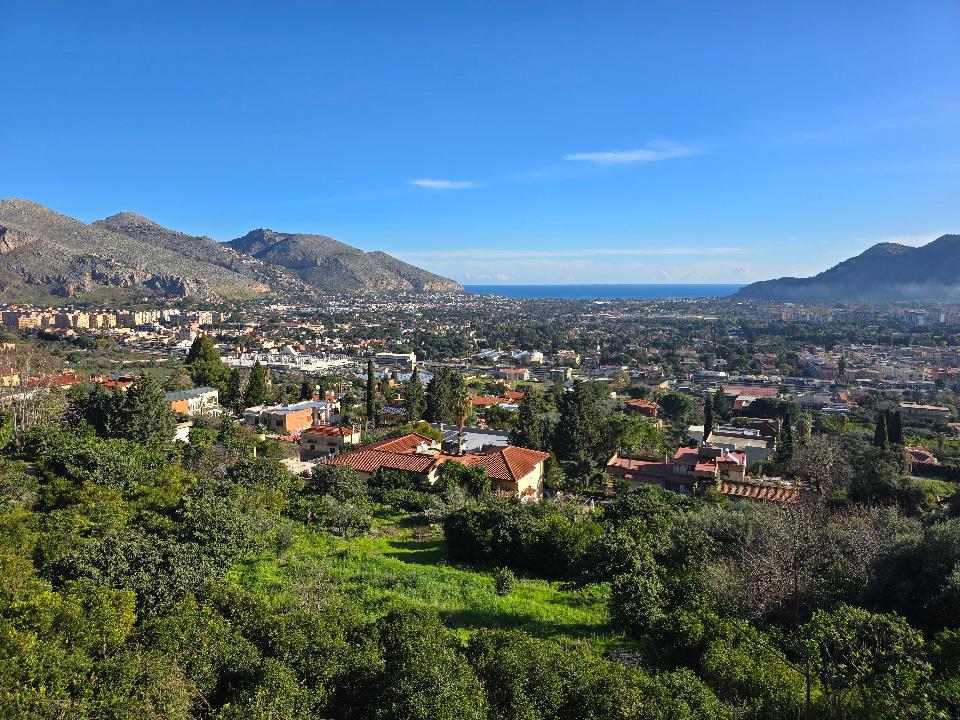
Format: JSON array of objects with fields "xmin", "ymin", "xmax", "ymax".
[{"xmin": 227, "ymin": 507, "xmax": 624, "ymax": 649}]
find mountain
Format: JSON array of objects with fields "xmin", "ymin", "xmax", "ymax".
[
  {"xmin": 736, "ymin": 234, "xmax": 960, "ymax": 302},
  {"xmin": 227, "ymin": 228, "xmax": 462, "ymax": 293},
  {"xmin": 0, "ymin": 199, "xmax": 265, "ymax": 301},
  {"xmin": 0, "ymin": 199, "xmax": 462, "ymax": 301},
  {"xmin": 94, "ymin": 212, "xmax": 319, "ymax": 298}
]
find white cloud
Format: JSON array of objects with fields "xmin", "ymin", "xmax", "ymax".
[
  {"xmin": 564, "ymin": 142, "xmax": 700, "ymax": 164},
  {"xmin": 410, "ymin": 178, "xmax": 478, "ymax": 189}
]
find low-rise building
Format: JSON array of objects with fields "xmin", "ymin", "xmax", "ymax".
[
  {"xmin": 244, "ymin": 400, "xmax": 334, "ymax": 433},
  {"xmin": 300, "ymin": 425, "xmax": 362, "ymax": 458},
  {"xmin": 899, "ymin": 402, "xmax": 952, "ymax": 424},
  {"xmin": 165, "ymin": 386, "xmax": 221, "ymax": 416},
  {"xmin": 329, "ymin": 432, "xmax": 549, "ymax": 499}
]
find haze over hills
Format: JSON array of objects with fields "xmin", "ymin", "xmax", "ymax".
[
  {"xmin": 736, "ymin": 234, "xmax": 960, "ymax": 302},
  {"xmin": 0, "ymin": 199, "xmax": 462, "ymax": 301}
]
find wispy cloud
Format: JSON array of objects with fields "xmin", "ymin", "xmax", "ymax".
[
  {"xmin": 564, "ymin": 141, "xmax": 701, "ymax": 165},
  {"xmin": 410, "ymin": 178, "xmax": 478, "ymax": 189},
  {"xmin": 396, "ymin": 246, "xmax": 750, "ymax": 261}
]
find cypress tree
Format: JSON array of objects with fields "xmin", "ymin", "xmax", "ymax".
[
  {"xmin": 887, "ymin": 410, "xmax": 904, "ymax": 446},
  {"xmin": 224, "ymin": 368, "xmax": 243, "ymax": 412},
  {"xmin": 873, "ymin": 411, "xmax": 889, "ymax": 449},
  {"xmin": 777, "ymin": 408, "xmax": 794, "ymax": 461},
  {"xmin": 242, "ymin": 361, "xmax": 269, "ymax": 408},
  {"xmin": 425, "ymin": 367, "xmax": 454, "ymax": 424},
  {"xmin": 300, "ymin": 376, "xmax": 313, "ymax": 401},
  {"xmin": 403, "ymin": 367, "xmax": 426, "ymax": 422},
  {"xmin": 366, "ymin": 359, "xmax": 375, "ymax": 421},
  {"xmin": 703, "ymin": 395, "xmax": 714, "ymax": 443}
]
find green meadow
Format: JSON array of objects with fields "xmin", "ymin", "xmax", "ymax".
[{"xmin": 227, "ymin": 507, "xmax": 624, "ymax": 650}]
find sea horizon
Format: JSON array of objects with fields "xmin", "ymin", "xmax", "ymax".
[{"xmin": 464, "ymin": 283, "xmax": 743, "ymax": 300}]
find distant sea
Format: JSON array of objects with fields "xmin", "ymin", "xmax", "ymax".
[{"xmin": 464, "ymin": 284, "xmax": 743, "ymax": 300}]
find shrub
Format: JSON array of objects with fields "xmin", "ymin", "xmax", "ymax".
[{"xmin": 493, "ymin": 567, "xmax": 516, "ymax": 596}]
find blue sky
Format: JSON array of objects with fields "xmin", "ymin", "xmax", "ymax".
[{"xmin": 2, "ymin": 1, "xmax": 959, "ymax": 284}]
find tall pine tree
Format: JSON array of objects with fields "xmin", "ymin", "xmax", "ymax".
[
  {"xmin": 703, "ymin": 395, "xmax": 714, "ymax": 443},
  {"xmin": 242, "ymin": 361, "xmax": 269, "ymax": 408},
  {"xmin": 223, "ymin": 368, "xmax": 243, "ymax": 412},
  {"xmin": 117, "ymin": 374, "xmax": 176, "ymax": 447},
  {"xmin": 510, "ymin": 386, "xmax": 549, "ymax": 450},
  {"xmin": 886, "ymin": 409, "xmax": 904, "ymax": 446},
  {"xmin": 425, "ymin": 367, "xmax": 456, "ymax": 424},
  {"xmin": 874, "ymin": 411, "xmax": 889, "ymax": 449},
  {"xmin": 403, "ymin": 367, "xmax": 426, "ymax": 422},
  {"xmin": 777, "ymin": 408, "xmax": 794, "ymax": 462},
  {"xmin": 366, "ymin": 359, "xmax": 376, "ymax": 422}
]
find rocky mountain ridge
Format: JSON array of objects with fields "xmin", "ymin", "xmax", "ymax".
[{"xmin": 0, "ymin": 199, "xmax": 462, "ymax": 300}]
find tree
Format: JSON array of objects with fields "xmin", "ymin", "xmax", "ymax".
[
  {"xmin": 802, "ymin": 604, "xmax": 932, "ymax": 719},
  {"xmin": 712, "ymin": 387, "xmax": 730, "ymax": 422},
  {"xmin": 887, "ymin": 410, "xmax": 905, "ymax": 446},
  {"xmin": 437, "ymin": 460, "xmax": 491, "ymax": 498},
  {"xmin": 300, "ymin": 376, "xmax": 313, "ymax": 401},
  {"xmin": 552, "ymin": 380, "xmax": 604, "ymax": 467},
  {"xmin": 704, "ymin": 396, "xmax": 714, "ymax": 441},
  {"xmin": 115, "ymin": 374, "xmax": 176, "ymax": 447},
  {"xmin": 510, "ymin": 387, "xmax": 549, "ymax": 451},
  {"xmin": 366, "ymin": 359, "xmax": 376, "ymax": 422},
  {"xmin": 659, "ymin": 392, "xmax": 693, "ymax": 421},
  {"xmin": 795, "ymin": 411, "xmax": 812, "ymax": 441},
  {"xmin": 425, "ymin": 367, "xmax": 465, "ymax": 425},
  {"xmin": 874, "ymin": 411, "xmax": 889, "ymax": 449},
  {"xmin": 777, "ymin": 408, "xmax": 794, "ymax": 463},
  {"xmin": 335, "ymin": 607, "xmax": 487, "ymax": 720},
  {"xmin": 186, "ymin": 334, "xmax": 219, "ymax": 364},
  {"xmin": 185, "ymin": 335, "xmax": 229, "ymax": 392},
  {"xmin": 402, "ymin": 367, "xmax": 426, "ymax": 422},
  {"xmin": 242, "ymin": 361, "xmax": 269, "ymax": 409},
  {"xmin": 223, "ymin": 368, "xmax": 243, "ymax": 412}
]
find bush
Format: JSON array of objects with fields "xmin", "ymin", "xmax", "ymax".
[{"xmin": 493, "ymin": 567, "xmax": 516, "ymax": 596}]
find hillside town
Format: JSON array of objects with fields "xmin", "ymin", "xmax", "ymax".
[{"xmin": 4, "ymin": 293, "xmax": 960, "ymax": 508}]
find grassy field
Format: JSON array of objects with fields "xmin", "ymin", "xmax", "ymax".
[{"xmin": 227, "ymin": 507, "xmax": 625, "ymax": 650}]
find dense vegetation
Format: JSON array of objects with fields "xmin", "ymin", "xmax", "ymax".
[{"xmin": 2, "ymin": 360, "xmax": 960, "ymax": 718}]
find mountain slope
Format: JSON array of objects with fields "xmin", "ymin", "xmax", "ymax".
[
  {"xmin": 227, "ymin": 229, "xmax": 462, "ymax": 293},
  {"xmin": 0, "ymin": 199, "xmax": 265, "ymax": 300},
  {"xmin": 736, "ymin": 235, "xmax": 960, "ymax": 301},
  {"xmin": 94, "ymin": 212, "xmax": 318, "ymax": 298}
]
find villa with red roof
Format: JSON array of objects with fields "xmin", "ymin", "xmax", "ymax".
[{"xmin": 329, "ymin": 432, "xmax": 550, "ymax": 499}]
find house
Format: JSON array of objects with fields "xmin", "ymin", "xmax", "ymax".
[
  {"xmin": 623, "ymin": 398, "xmax": 660, "ymax": 419},
  {"xmin": 165, "ymin": 386, "xmax": 220, "ymax": 416},
  {"xmin": 703, "ymin": 426, "xmax": 774, "ymax": 466},
  {"xmin": 244, "ymin": 400, "xmax": 334, "ymax": 433},
  {"xmin": 329, "ymin": 432, "xmax": 549, "ymax": 499},
  {"xmin": 431, "ymin": 422, "xmax": 510, "ymax": 453},
  {"xmin": 495, "ymin": 368, "xmax": 530, "ymax": 381},
  {"xmin": 300, "ymin": 425, "xmax": 362, "ymax": 459},
  {"xmin": 899, "ymin": 402, "xmax": 952, "ymax": 424},
  {"xmin": 606, "ymin": 445, "xmax": 810, "ymax": 504}
]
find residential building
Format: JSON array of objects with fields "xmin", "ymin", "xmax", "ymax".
[
  {"xmin": 165, "ymin": 386, "xmax": 220, "ymax": 416},
  {"xmin": 899, "ymin": 402, "xmax": 952, "ymax": 424},
  {"xmin": 329, "ymin": 432, "xmax": 549, "ymax": 499},
  {"xmin": 300, "ymin": 425, "xmax": 362, "ymax": 458},
  {"xmin": 244, "ymin": 400, "xmax": 334, "ymax": 433}
]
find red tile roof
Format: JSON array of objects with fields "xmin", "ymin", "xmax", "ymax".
[
  {"xmin": 329, "ymin": 433, "xmax": 548, "ymax": 484},
  {"xmin": 717, "ymin": 482, "xmax": 801, "ymax": 503},
  {"xmin": 722, "ymin": 384, "xmax": 778, "ymax": 398}
]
